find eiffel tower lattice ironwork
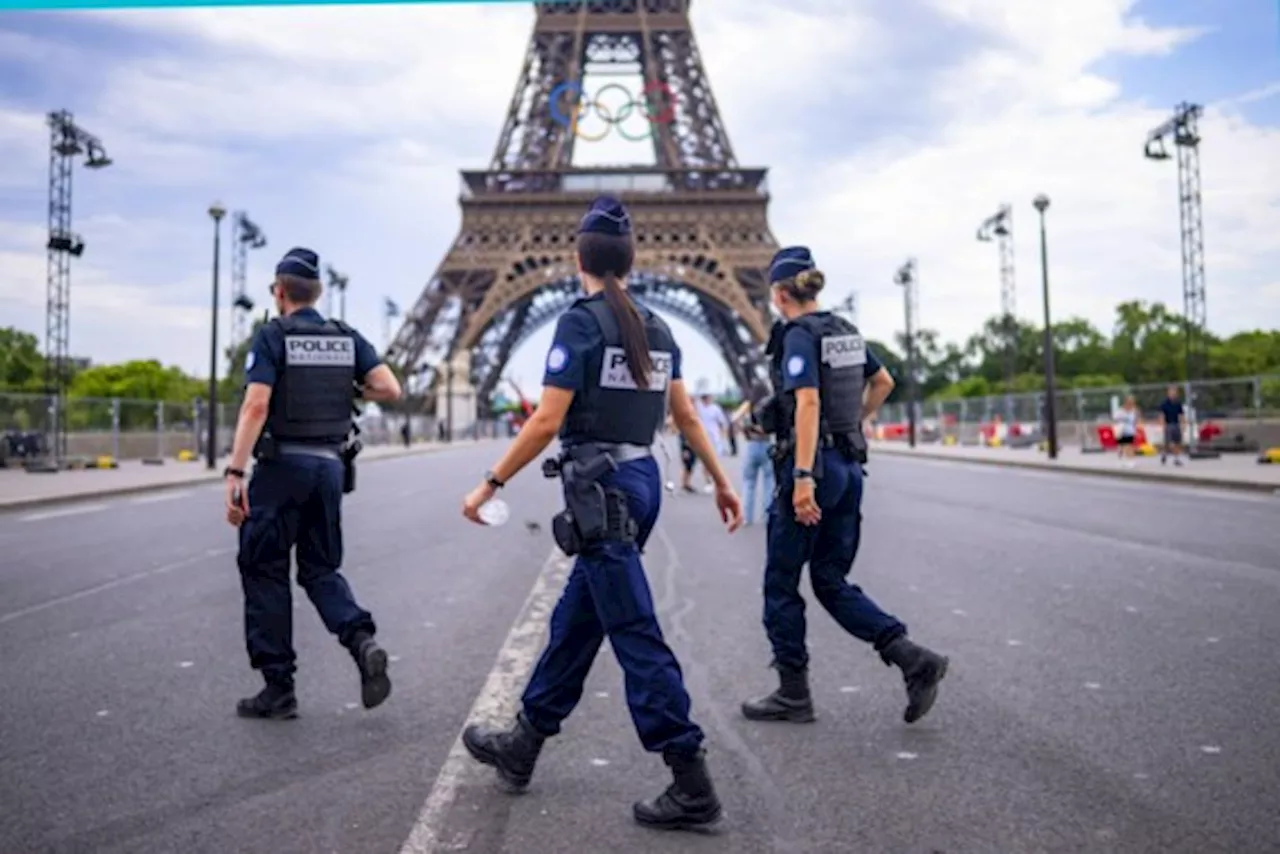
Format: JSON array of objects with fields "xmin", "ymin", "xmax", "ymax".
[{"xmin": 385, "ymin": 0, "xmax": 780, "ymax": 411}]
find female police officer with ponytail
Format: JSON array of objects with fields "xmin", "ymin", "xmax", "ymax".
[
  {"xmin": 459, "ymin": 195, "xmax": 743, "ymax": 832},
  {"xmin": 740, "ymin": 246, "xmax": 950, "ymax": 727}
]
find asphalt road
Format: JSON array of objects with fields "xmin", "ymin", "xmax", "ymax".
[{"xmin": 1, "ymin": 440, "xmax": 1278, "ymax": 854}]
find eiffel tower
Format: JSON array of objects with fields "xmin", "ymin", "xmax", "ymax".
[{"xmin": 385, "ymin": 0, "xmax": 779, "ymax": 414}]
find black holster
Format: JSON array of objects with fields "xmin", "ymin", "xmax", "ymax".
[
  {"xmin": 340, "ymin": 436, "xmax": 362, "ymax": 494},
  {"xmin": 253, "ymin": 433, "xmax": 280, "ymax": 461},
  {"xmin": 542, "ymin": 446, "xmax": 638, "ymax": 556}
]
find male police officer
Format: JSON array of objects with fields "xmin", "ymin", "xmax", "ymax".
[
  {"xmin": 742, "ymin": 246, "xmax": 950, "ymax": 726},
  {"xmin": 224, "ymin": 247, "xmax": 402, "ymax": 720}
]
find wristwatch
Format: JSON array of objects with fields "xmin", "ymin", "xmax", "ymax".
[
  {"xmin": 484, "ymin": 469, "xmax": 505, "ymax": 489},
  {"xmin": 792, "ymin": 468, "xmax": 814, "ymax": 481},
  {"xmin": 223, "ymin": 466, "xmax": 246, "ymax": 479}
]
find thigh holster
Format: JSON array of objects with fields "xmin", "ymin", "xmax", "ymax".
[{"xmin": 542, "ymin": 448, "xmax": 636, "ymax": 556}]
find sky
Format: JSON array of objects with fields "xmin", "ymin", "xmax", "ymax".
[{"xmin": 0, "ymin": 0, "xmax": 1277, "ymax": 397}]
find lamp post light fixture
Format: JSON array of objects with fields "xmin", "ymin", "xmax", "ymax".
[
  {"xmin": 1032, "ymin": 193, "xmax": 1058, "ymax": 460},
  {"xmin": 207, "ymin": 202, "xmax": 227, "ymax": 470}
]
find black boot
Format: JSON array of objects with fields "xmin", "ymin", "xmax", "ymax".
[
  {"xmin": 236, "ymin": 681, "xmax": 298, "ymax": 720},
  {"xmin": 633, "ymin": 749, "xmax": 723, "ymax": 832},
  {"xmin": 740, "ymin": 664, "xmax": 816, "ymax": 723},
  {"xmin": 462, "ymin": 712, "xmax": 546, "ymax": 791},
  {"xmin": 880, "ymin": 636, "xmax": 949, "ymax": 723},
  {"xmin": 350, "ymin": 633, "xmax": 392, "ymax": 710}
]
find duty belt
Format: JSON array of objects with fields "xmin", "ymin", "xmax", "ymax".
[
  {"xmin": 277, "ymin": 442, "xmax": 342, "ymax": 460},
  {"xmin": 567, "ymin": 442, "xmax": 652, "ymax": 463}
]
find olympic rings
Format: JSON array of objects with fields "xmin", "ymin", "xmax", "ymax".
[{"xmin": 548, "ymin": 79, "xmax": 677, "ymax": 142}]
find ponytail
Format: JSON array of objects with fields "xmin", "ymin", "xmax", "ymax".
[{"xmin": 601, "ymin": 273, "xmax": 653, "ymax": 389}]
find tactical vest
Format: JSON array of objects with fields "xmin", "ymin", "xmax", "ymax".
[
  {"xmin": 771, "ymin": 311, "xmax": 867, "ymax": 448},
  {"xmin": 560, "ymin": 296, "xmax": 675, "ymax": 446},
  {"xmin": 266, "ymin": 314, "xmax": 357, "ymax": 445}
]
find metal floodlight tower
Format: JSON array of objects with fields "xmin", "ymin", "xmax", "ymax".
[
  {"xmin": 832, "ymin": 293, "xmax": 858, "ymax": 327},
  {"xmin": 1144, "ymin": 102, "xmax": 1208, "ymax": 381},
  {"xmin": 976, "ymin": 203, "xmax": 1017, "ymax": 416},
  {"xmin": 43, "ymin": 110, "xmax": 111, "ymax": 468},
  {"xmin": 894, "ymin": 258, "xmax": 919, "ymax": 449},
  {"xmin": 229, "ymin": 212, "xmax": 267, "ymax": 351},
  {"xmin": 325, "ymin": 265, "xmax": 350, "ymax": 321}
]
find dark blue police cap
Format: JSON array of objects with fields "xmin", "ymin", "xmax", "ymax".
[
  {"xmin": 769, "ymin": 246, "xmax": 816, "ymax": 284},
  {"xmin": 577, "ymin": 195, "xmax": 632, "ymax": 237},
  {"xmin": 275, "ymin": 247, "xmax": 321, "ymax": 281}
]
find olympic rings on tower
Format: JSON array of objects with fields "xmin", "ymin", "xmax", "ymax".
[{"xmin": 548, "ymin": 80, "xmax": 677, "ymax": 142}]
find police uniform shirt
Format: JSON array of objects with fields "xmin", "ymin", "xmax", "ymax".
[
  {"xmin": 781, "ymin": 321, "xmax": 883, "ymax": 393},
  {"xmin": 541, "ymin": 293, "xmax": 684, "ymax": 392},
  {"xmin": 245, "ymin": 308, "xmax": 382, "ymax": 388}
]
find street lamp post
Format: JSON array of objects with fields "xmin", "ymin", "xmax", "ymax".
[
  {"xmin": 894, "ymin": 259, "xmax": 918, "ymax": 448},
  {"xmin": 207, "ymin": 202, "xmax": 227, "ymax": 470},
  {"xmin": 1033, "ymin": 194, "xmax": 1058, "ymax": 460}
]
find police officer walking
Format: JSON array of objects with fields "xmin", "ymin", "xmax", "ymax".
[
  {"xmin": 741, "ymin": 246, "xmax": 950, "ymax": 726},
  {"xmin": 460, "ymin": 196, "xmax": 744, "ymax": 831},
  {"xmin": 224, "ymin": 247, "xmax": 402, "ymax": 720}
]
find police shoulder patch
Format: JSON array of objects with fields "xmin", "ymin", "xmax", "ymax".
[
  {"xmin": 546, "ymin": 344, "xmax": 569, "ymax": 374},
  {"xmin": 244, "ymin": 351, "xmax": 256, "ymax": 372},
  {"xmin": 786, "ymin": 355, "xmax": 806, "ymax": 378}
]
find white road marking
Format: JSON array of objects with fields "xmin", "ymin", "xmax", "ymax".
[
  {"xmin": 1084, "ymin": 682, "xmax": 1102, "ymax": 690},
  {"xmin": 0, "ymin": 547, "xmax": 235, "ymax": 626},
  {"xmin": 95, "ymin": 709, "xmax": 109, "ymax": 717},
  {"xmin": 20, "ymin": 503, "xmax": 108, "ymax": 522},
  {"xmin": 398, "ymin": 548, "xmax": 571, "ymax": 854},
  {"xmin": 951, "ymin": 608, "xmax": 967, "ymax": 616},
  {"xmin": 593, "ymin": 691, "xmax": 609, "ymax": 699},
  {"xmin": 589, "ymin": 758, "xmax": 610, "ymax": 767},
  {"xmin": 130, "ymin": 490, "xmax": 194, "ymax": 505},
  {"xmin": 895, "ymin": 752, "xmax": 918, "ymax": 760},
  {"xmin": 839, "ymin": 686, "xmax": 861, "ymax": 693},
  {"xmin": 179, "ymin": 661, "xmax": 194, "ymax": 669},
  {"xmin": 1206, "ymin": 637, "xmax": 1220, "ymax": 644},
  {"xmin": 1006, "ymin": 639, "xmax": 1024, "ymax": 647},
  {"xmin": 1200, "ymin": 745, "xmax": 1222, "ymax": 754}
]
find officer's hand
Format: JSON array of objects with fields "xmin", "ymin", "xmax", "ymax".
[
  {"xmin": 462, "ymin": 481, "xmax": 496, "ymax": 525},
  {"xmin": 225, "ymin": 477, "xmax": 249, "ymax": 526},
  {"xmin": 792, "ymin": 480, "xmax": 821, "ymax": 526},
  {"xmin": 713, "ymin": 483, "xmax": 743, "ymax": 533}
]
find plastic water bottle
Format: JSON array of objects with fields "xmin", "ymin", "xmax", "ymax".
[{"xmin": 477, "ymin": 498, "xmax": 510, "ymax": 527}]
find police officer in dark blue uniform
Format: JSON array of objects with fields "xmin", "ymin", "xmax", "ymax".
[
  {"xmin": 741, "ymin": 246, "xmax": 950, "ymax": 726},
  {"xmin": 224, "ymin": 247, "xmax": 403, "ymax": 720},
  {"xmin": 460, "ymin": 196, "xmax": 744, "ymax": 831}
]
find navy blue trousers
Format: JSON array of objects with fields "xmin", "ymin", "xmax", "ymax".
[
  {"xmin": 522, "ymin": 456, "xmax": 704, "ymax": 757},
  {"xmin": 764, "ymin": 447, "xmax": 906, "ymax": 671},
  {"xmin": 237, "ymin": 453, "xmax": 376, "ymax": 684}
]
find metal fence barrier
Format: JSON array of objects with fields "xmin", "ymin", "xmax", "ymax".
[
  {"xmin": 878, "ymin": 374, "xmax": 1280, "ymax": 449},
  {"xmin": 0, "ymin": 392, "xmax": 507, "ymax": 465}
]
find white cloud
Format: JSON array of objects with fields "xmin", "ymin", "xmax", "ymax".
[{"xmin": 0, "ymin": 0, "xmax": 1274, "ymax": 394}]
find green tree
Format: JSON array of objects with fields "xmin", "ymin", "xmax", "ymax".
[{"xmin": 0, "ymin": 327, "xmax": 47, "ymax": 392}]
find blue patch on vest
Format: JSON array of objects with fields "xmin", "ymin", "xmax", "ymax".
[
  {"xmin": 546, "ymin": 344, "xmax": 569, "ymax": 375},
  {"xmin": 245, "ymin": 351, "xmax": 256, "ymax": 372},
  {"xmin": 786, "ymin": 355, "xmax": 805, "ymax": 377}
]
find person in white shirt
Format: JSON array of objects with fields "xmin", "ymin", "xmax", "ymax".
[
  {"xmin": 682, "ymin": 382, "xmax": 728, "ymax": 493},
  {"xmin": 1115, "ymin": 395, "xmax": 1139, "ymax": 467}
]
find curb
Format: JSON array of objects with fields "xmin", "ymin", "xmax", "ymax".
[
  {"xmin": 0, "ymin": 442, "xmax": 462, "ymax": 513},
  {"xmin": 871, "ymin": 445, "xmax": 1280, "ymax": 495}
]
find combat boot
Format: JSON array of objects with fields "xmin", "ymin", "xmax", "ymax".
[
  {"xmin": 740, "ymin": 664, "xmax": 816, "ymax": 723},
  {"xmin": 462, "ymin": 712, "xmax": 546, "ymax": 791},
  {"xmin": 880, "ymin": 635, "xmax": 949, "ymax": 723},
  {"xmin": 633, "ymin": 749, "xmax": 723, "ymax": 831},
  {"xmin": 236, "ymin": 682, "xmax": 298, "ymax": 720},
  {"xmin": 350, "ymin": 632, "xmax": 392, "ymax": 710}
]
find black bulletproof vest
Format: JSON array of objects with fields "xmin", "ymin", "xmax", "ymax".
[
  {"xmin": 772, "ymin": 311, "xmax": 867, "ymax": 441},
  {"xmin": 560, "ymin": 297, "xmax": 675, "ymax": 446},
  {"xmin": 266, "ymin": 314, "xmax": 357, "ymax": 445}
]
